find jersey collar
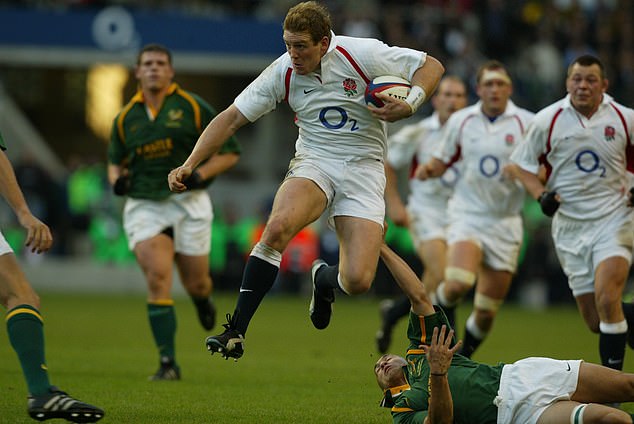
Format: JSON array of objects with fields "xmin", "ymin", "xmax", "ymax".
[
  {"xmin": 562, "ymin": 92, "xmax": 613, "ymax": 110},
  {"xmin": 380, "ymin": 382, "xmax": 411, "ymax": 408},
  {"xmin": 131, "ymin": 82, "xmax": 180, "ymax": 104}
]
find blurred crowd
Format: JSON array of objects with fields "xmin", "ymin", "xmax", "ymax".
[{"xmin": 3, "ymin": 0, "xmax": 633, "ymax": 109}]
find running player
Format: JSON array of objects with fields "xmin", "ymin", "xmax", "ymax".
[
  {"xmin": 510, "ymin": 54, "xmax": 634, "ymax": 371},
  {"xmin": 108, "ymin": 43, "xmax": 241, "ymax": 379},
  {"xmin": 168, "ymin": 1, "xmax": 444, "ymax": 360},
  {"xmin": 416, "ymin": 61, "xmax": 534, "ymax": 358}
]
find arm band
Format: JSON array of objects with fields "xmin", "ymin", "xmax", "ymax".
[
  {"xmin": 405, "ymin": 85, "xmax": 427, "ymax": 114},
  {"xmin": 430, "ymin": 372, "xmax": 447, "ymax": 376}
]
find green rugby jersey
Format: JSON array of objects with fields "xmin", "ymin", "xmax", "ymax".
[
  {"xmin": 388, "ymin": 307, "xmax": 502, "ymax": 424},
  {"xmin": 108, "ymin": 83, "xmax": 240, "ymax": 200},
  {"xmin": 0, "ymin": 131, "xmax": 6, "ymax": 150}
]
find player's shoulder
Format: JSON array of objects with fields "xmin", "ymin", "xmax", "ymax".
[
  {"xmin": 446, "ymin": 104, "xmax": 479, "ymax": 125},
  {"xmin": 607, "ymin": 97, "xmax": 634, "ymax": 119},
  {"xmin": 532, "ymin": 98, "xmax": 567, "ymax": 126}
]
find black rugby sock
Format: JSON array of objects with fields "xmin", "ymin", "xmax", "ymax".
[{"xmin": 233, "ymin": 256, "xmax": 278, "ymax": 335}]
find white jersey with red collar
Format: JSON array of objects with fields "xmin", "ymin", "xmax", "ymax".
[
  {"xmin": 234, "ymin": 32, "xmax": 426, "ymax": 161},
  {"xmin": 510, "ymin": 93, "xmax": 634, "ymax": 220},
  {"xmin": 387, "ymin": 112, "xmax": 458, "ymax": 207},
  {"xmin": 434, "ymin": 100, "xmax": 534, "ymax": 216}
]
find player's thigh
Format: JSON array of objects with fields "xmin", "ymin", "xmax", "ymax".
[
  {"xmin": 134, "ymin": 234, "xmax": 175, "ymax": 285},
  {"xmin": 594, "ymin": 256, "xmax": 629, "ymax": 303},
  {"xmin": 0, "ymin": 253, "xmax": 38, "ymax": 308},
  {"xmin": 447, "ymin": 240, "xmax": 482, "ymax": 271},
  {"xmin": 418, "ymin": 238, "xmax": 447, "ymax": 282},
  {"xmin": 261, "ymin": 177, "xmax": 327, "ymax": 248},
  {"xmin": 175, "ymin": 254, "xmax": 211, "ymax": 290},
  {"xmin": 475, "ymin": 266, "xmax": 513, "ymax": 300},
  {"xmin": 573, "ymin": 361, "xmax": 634, "ymax": 404},
  {"xmin": 335, "ymin": 216, "xmax": 383, "ymax": 291}
]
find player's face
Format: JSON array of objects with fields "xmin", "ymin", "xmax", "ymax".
[
  {"xmin": 566, "ymin": 63, "xmax": 607, "ymax": 118},
  {"xmin": 283, "ymin": 30, "xmax": 328, "ymax": 75},
  {"xmin": 135, "ymin": 51, "xmax": 174, "ymax": 92},
  {"xmin": 374, "ymin": 354, "xmax": 407, "ymax": 389},
  {"xmin": 477, "ymin": 77, "xmax": 512, "ymax": 117},
  {"xmin": 432, "ymin": 80, "xmax": 467, "ymax": 123}
]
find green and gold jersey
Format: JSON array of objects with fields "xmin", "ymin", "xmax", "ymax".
[
  {"xmin": 108, "ymin": 83, "xmax": 241, "ymax": 200},
  {"xmin": 389, "ymin": 308, "xmax": 502, "ymax": 424}
]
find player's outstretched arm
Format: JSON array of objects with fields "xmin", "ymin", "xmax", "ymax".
[
  {"xmin": 0, "ymin": 150, "xmax": 52, "ymax": 253},
  {"xmin": 425, "ymin": 325, "xmax": 461, "ymax": 424},
  {"xmin": 379, "ymin": 243, "xmax": 434, "ymax": 316},
  {"xmin": 169, "ymin": 104, "xmax": 248, "ymax": 192}
]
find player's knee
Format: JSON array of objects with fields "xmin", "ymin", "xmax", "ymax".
[
  {"xmin": 445, "ymin": 267, "xmax": 476, "ymax": 288},
  {"xmin": 3, "ymin": 280, "xmax": 40, "ymax": 309},
  {"xmin": 339, "ymin": 268, "xmax": 374, "ymax": 295},
  {"xmin": 595, "ymin": 292, "xmax": 622, "ymax": 317},
  {"xmin": 260, "ymin": 219, "xmax": 295, "ymax": 250}
]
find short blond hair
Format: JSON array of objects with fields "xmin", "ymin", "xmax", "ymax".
[{"xmin": 283, "ymin": 1, "xmax": 331, "ymax": 45}]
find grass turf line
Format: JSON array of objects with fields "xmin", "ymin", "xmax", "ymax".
[{"xmin": 0, "ymin": 292, "xmax": 632, "ymax": 423}]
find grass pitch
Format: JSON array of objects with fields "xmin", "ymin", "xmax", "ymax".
[{"xmin": 1, "ymin": 292, "xmax": 633, "ymax": 423}]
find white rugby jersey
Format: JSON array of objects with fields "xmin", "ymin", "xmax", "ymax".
[
  {"xmin": 511, "ymin": 93, "xmax": 634, "ymax": 220},
  {"xmin": 234, "ymin": 32, "xmax": 426, "ymax": 161},
  {"xmin": 434, "ymin": 100, "xmax": 534, "ymax": 216},
  {"xmin": 387, "ymin": 112, "xmax": 458, "ymax": 208}
]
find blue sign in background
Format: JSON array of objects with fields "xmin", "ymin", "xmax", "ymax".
[{"xmin": 0, "ymin": 6, "xmax": 284, "ymax": 56}]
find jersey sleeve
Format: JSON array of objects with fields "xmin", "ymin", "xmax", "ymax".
[
  {"xmin": 108, "ymin": 114, "xmax": 126, "ymax": 165},
  {"xmin": 234, "ymin": 54, "xmax": 288, "ymax": 122},
  {"xmin": 510, "ymin": 117, "xmax": 550, "ymax": 175},
  {"xmin": 432, "ymin": 113, "xmax": 462, "ymax": 166},
  {"xmin": 387, "ymin": 124, "xmax": 424, "ymax": 169},
  {"xmin": 347, "ymin": 37, "xmax": 426, "ymax": 82}
]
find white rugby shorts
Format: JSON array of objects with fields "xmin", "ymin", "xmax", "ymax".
[
  {"xmin": 447, "ymin": 212, "xmax": 523, "ymax": 272},
  {"xmin": 285, "ymin": 156, "xmax": 386, "ymax": 228},
  {"xmin": 0, "ymin": 230, "xmax": 13, "ymax": 255},
  {"xmin": 407, "ymin": 196, "xmax": 450, "ymax": 245},
  {"xmin": 123, "ymin": 190, "xmax": 212, "ymax": 256},
  {"xmin": 495, "ymin": 357, "xmax": 582, "ymax": 424},
  {"xmin": 552, "ymin": 206, "xmax": 634, "ymax": 296}
]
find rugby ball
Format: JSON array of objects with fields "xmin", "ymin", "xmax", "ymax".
[{"xmin": 365, "ymin": 76, "xmax": 411, "ymax": 107}]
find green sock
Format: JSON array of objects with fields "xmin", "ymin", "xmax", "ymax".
[
  {"xmin": 147, "ymin": 302, "xmax": 177, "ymax": 360},
  {"xmin": 6, "ymin": 305, "xmax": 51, "ymax": 395}
]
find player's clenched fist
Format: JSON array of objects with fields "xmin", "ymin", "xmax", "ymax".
[{"xmin": 168, "ymin": 166, "xmax": 192, "ymax": 193}]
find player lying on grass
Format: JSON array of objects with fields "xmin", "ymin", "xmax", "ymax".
[{"xmin": 375, "ymin": 242, "xmax": 634, "ymax": 424}]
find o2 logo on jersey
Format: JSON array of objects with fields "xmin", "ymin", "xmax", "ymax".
[
  {"xmin": 319, "ymin": 107, "xmax": 360, "ymax": 131},
  {"xmin": 576, "ymin": 149, "xmax": 606, "ymax": 177},
  {"xmin": 479, "ymin": 154, "xmax": 500, "ymax": 177}
]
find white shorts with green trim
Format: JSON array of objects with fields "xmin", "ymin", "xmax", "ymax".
[{"xmin": 123, "ymin": 190, "xmax": 212, "ymax": 256}]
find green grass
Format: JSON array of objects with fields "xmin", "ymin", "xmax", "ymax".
[{"xmin": 1, "ymin": 292, "xmax": 633, "ymax": 423}]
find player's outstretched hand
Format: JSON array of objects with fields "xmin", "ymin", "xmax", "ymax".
[
  {"xmin": 368, "ymin": 92, "xmax": 413, "ymax": 122},
  {"xmin": 424, "ymin": 325, "xmax": 461, "ymax": 376},
  {"xmin": 168, "ymin": 166, "xmax": 192, "ymax": 193},
  {"xmin": 18, "ymin": 212, "xmax": 53, "ymax": 254}
]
